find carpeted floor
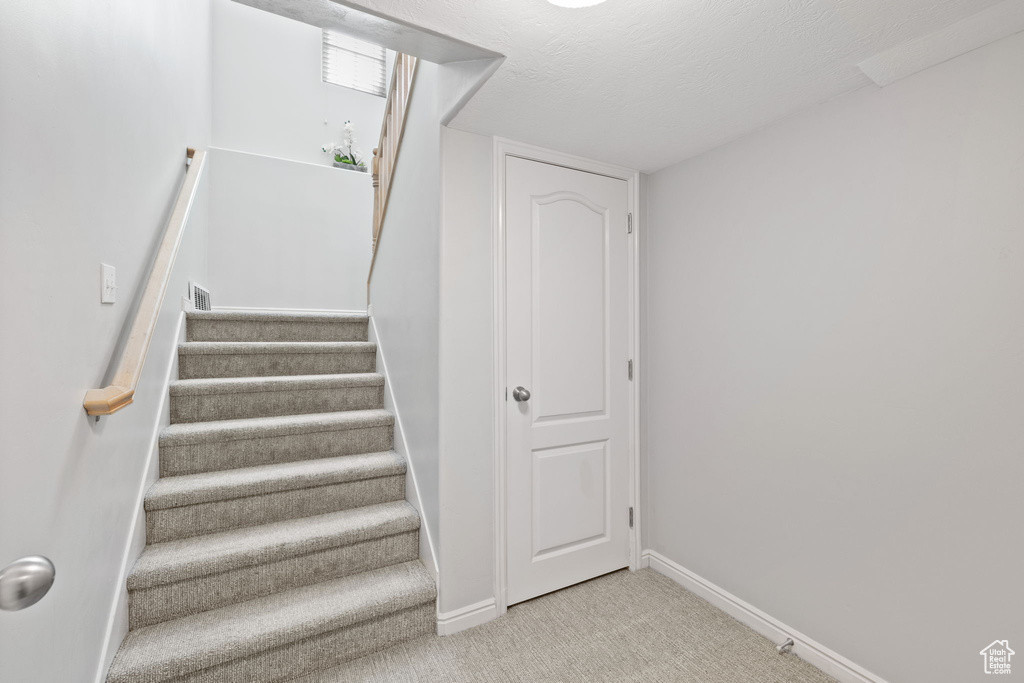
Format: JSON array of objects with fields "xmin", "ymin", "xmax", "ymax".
[{"xmin": 294, "ymin": 568, "xmax": 837, "ymax": 683}]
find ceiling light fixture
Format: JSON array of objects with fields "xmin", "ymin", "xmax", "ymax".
[{"xmin": 547, "ymin": 0, "xmax": 608, "ymax": 7}]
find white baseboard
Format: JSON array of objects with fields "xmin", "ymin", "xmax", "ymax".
[
  {"xmin": 93, "ymin": 311, "xmax": 187, "ymax": 683},
  {"xmin": 437, "ymin": 598, "xmax": 498, "ymax": 636},
  {"xmin": 211, "ymin": 306, "xmax": 367, "ymax": 315},
  {"xmin": 367, "ymin": 315, "xmax": 440, "ymax": 581},
  {"xmin": 643, "ymin": 550, "xmax": 889, "ymax": 683}
]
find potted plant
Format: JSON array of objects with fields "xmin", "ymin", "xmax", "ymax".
[{"xmin": 323, "ymin": 121, "xmax": 367, "ymax": 172}]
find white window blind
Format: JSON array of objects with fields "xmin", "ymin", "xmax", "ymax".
[{"xmin": 322, "ymin": 31, "xmax": 386, "ymax": 97}]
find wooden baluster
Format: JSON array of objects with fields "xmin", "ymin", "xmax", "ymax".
[
  {"xmin": 367, "ymin": 53, "xmax": 420, "ymax": 280},
  {"xmin": 386, "ymin": 113, "xmax": 394, "ymax": 180},
  {"xmin": 372, "ymin": 147, "xmax": 381, "ymax": 248},
  {"xmin": 397, "ymin": 70, "xmax": 406, "ymax": 133}
]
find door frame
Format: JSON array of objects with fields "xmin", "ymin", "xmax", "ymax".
[{"xmin": 492, "ymin": 137, "xmax": 641, "ymax": 616}]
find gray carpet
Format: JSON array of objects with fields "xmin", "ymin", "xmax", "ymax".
[
  {"xmin": 169, "ymin": 373, "xmax": 385, "ymax": 423},
  {"xmin": 186, "ymin": 310, "xmax": 369, "ymax": 342},
  {"xmin": 106, "ymin": 310, "xmax": 436, "ymax": 682},
  {"xmin": 107, "ymin": 562, "xmax": 436, "ymax": 683},
  {"xmin": 293, "ymin": 568, "xmax": 838, "ymax": 683},
  {"xmin": 178, "ymin": 341, "xmax": 378, "ymax": 379}
]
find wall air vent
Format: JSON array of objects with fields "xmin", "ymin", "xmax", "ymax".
[{"xmin": 188, "ymin": 281, "xmax": 211, "ymax": 311}]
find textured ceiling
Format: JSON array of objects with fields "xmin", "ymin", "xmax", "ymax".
[{"xmin": 334, "ymin": 0, "xmax": 1009, "ymax": 172}]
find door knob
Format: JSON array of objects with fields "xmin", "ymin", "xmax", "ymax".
[
  {"xmin": 0, "ymin": 556, "xmax": 55, "ymax": 611},
  {"xmin": 512, "ymin": 386, "xmax": 531, "ymax": 402}
]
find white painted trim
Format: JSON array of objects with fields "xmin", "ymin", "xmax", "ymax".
[
  {"xmin": 368, "ymin": 315, "xmax": 440, "ymax": 580},
  {"xmin": 211, "ymin": 306, "xmax": 368, "ymax": 315},
  {"xmin": 492, "ymin": 137, "xmax": 642, "ymax": 616},
  {"xmin": 495, "ymin": 137, "xmax": 642, "ymax": 182},
  {"xmin": 644, "ymin": 550, "xmax": 890, "ymax": 683},
  {"xmin": 627, "ymin": 167, "xmax": 642, "ymax": 573},
  {"xmin": 208, "ymin": 146, "xmax": 374, "ymax": 176},
  {"xmin": 436, "ymin": 598, "xmax": 499, "ymax": 636},
  {"xmin": 93, "ymin": 311, "xmax": 187, "ymax": 683},
  {"xmin": 492, "ymin": 136, "xmax": 508, "ymax": 617}
]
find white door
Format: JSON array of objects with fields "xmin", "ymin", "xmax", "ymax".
[{"xmin": 505, "ymin": 155, "xmax": 632, "ymax": 605}]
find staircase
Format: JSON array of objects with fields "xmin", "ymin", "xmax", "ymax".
[{"xmin": 105, "ymin": 310, "xmax": 435, "ymax": 683}]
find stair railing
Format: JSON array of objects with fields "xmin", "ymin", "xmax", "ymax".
[
  {"xmin": 368, "ymin": 53, "xmax": 419, "ymax": 283},
  {"xmin": 83, "ymin": 148, "xmax": 207, "ymax": 416}
]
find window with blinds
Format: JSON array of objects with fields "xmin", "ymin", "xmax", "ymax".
[{"xmin": 322, "ymin": 31, "xmax": 386, "ymax": 97}]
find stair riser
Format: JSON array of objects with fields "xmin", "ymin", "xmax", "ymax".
[
  {"xmin": 160, "ymin": 425, "xmax": 394, "ymax": 477},
  {"xmin": 129, "ymin": 531, "xmax": 418, "ymax": 629},
  {"xmin": 146, "ymin": 476, "xmax": 405, "ymax": 543},
  {"xmin": 170, "ymin": 386, "xmax": 384, "ymax": 424},
  {"xmin": 143, "ymin": 604, "xmax": 434, "ymax": 683},
  {"xmin": 179, "ymin": 351, "xmax": 376, "ymax": 379},
  {"xmin": 187, "ymin": 320, "xmax": 368, "ymax": 343}
]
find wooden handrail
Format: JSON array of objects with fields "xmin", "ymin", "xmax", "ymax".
[
  {"xmin": 368, "ymin": 53, "xmax": 419, "ymax": 282},
  {"xmin": 83, "ymin": 148, "xmax": 207, "ymax": 416}
]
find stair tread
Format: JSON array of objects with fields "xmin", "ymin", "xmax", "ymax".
[
  {"xmin": 107, "ymin": 561, "xmax": 435, "ymax": 683},
  {"xmin": 129, "ymin": 501, "xmax": 419, "ymax": 590},
  {"xmin": 170, "ymin": 373, "xmax": 384, "ymax": 396},
  {"xmin": 179, "ymin": 341, "xmax": 376, "ymax": 355},
  {"xmin": 160, "ymin": 409, "xmax": 394, "ymax": 446},
  {"xmin": 145, "ymin": 451, "xmax": 406, "ymax": 511},
  {"xmin": 187, "ymin": 310, "xmax": 368, "ymax": 323}
]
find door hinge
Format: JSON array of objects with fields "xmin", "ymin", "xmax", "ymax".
[
  {"xmin": 628, "ymin": 359, "xmax": 633, "ymax": 381},
  {"xmin": 629, "ymin": 507, "xmax": 634, "ymax": 528},
  {"xmin": 627, "ymin": 213, "xmax": 633, "ymax": 234}
]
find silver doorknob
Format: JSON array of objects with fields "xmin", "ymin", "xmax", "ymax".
[
  {"xmin": 0, "ymin": 556, "xmax": 55, "ymax": 611},
  {"xmin": 512, "ymin": 386, "xmax": 531, "ymax": 402}
]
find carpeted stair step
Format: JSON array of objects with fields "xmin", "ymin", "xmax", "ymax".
[
  {"xmin": 128, "ymin": 501, "xmax": 420, "ymax": 628},
  {"xmin": 169, "ymin": 373, "xmax": 385, "ymax": 424},
  {"xmin": 159, "ymin": 409, "xmax": 395, "ymax": 476},
  {"xmin": 178, "ymin": 342, "xmax": 377, "ymax": 379},
  {"xmin": 186, "ymin": 310, "xmax": 369, "ymax": 343},
  {"xmin": 145, "ymin": 452, "xmax": 406, "ymax": 543},
  {"xmin": 106, "ymin": 561, "xmax": 436, "ymax": 683}
]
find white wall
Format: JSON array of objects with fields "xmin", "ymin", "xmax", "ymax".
[
  {"xmin": 368, "ymin": 61, "xmax": 443, "ymax": 571},
  {"xmin": 212, "ymin": 0, "xmax": 386, "ymax": 167},
  {"xmin": 645, "ymin": 31, "xmax": 1024, "ymax": 683},
  {"xmin": 0, "ymin": 0, "xmax": 212, "ymax": 680},
  {"xmin": 438, "ymin": 127, "xmax": 495, "ymax": 616},
  {"xmin": 637, "ymin": 173, "xmax": 651, "ymax": 552},
  {"xmin": 207, "ymin": 148, "xmax": 372, "ymax": 311}
]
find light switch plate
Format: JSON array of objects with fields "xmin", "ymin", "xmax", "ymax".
[{"xmin": 101, "ymin": 264, "xmax": 116, "ymax": 304}]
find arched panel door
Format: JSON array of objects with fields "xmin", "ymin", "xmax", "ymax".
[{"xmin": 505, "ymin": 155, "xmax": 631, "ymax": 605}]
